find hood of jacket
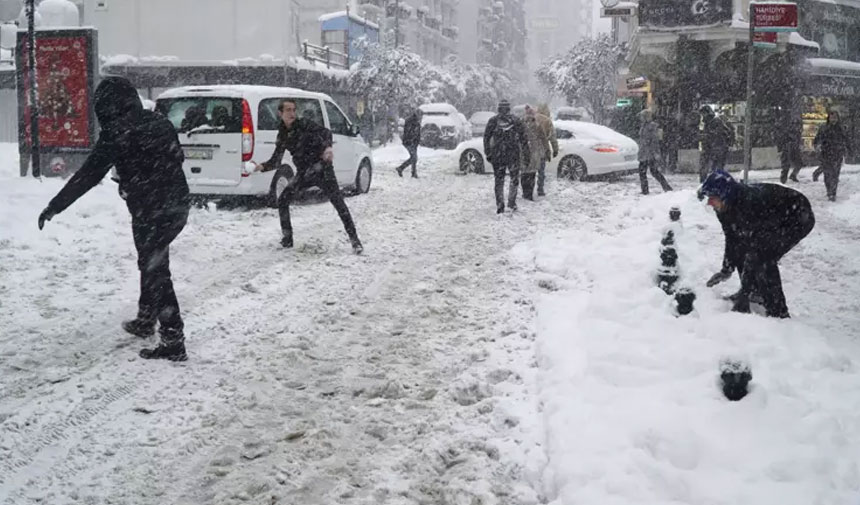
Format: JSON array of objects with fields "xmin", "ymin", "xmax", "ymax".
[{"xmin": 94, "ymin": 76, "xmax": 143, "ymax": 126}]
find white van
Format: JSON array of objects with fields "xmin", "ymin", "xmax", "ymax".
[{"xmin": 155, "ymin": 85, "xmax": 373, "ymax": 205}]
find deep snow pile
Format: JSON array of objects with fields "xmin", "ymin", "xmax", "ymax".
[{"xmin": 514, "ymin": 174, "xmax": 860, "ymax": 504}]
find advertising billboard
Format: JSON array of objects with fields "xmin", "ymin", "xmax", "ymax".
[
  {"xmin": 639, "ymin": 0, "xmax": 732, "ymax": 29},
  {"xmin": 16, "ymin": 28, "xmax": 98, "ymax": 176}
]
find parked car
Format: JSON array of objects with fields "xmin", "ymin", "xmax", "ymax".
[
  {"xmin": 455, "ymin": 120, "xmax": 638, "ymax": 180},
  {"xmin": 155, "ymin": 85, "xmax": 373, "ymax": 206},
  {"xmin": 469, "ymin": 111, "xmax": 495, "ymax": 138},
  {"xmin": 419, "ymin": 103, "xmax": 471, "ymax": 149},
  {"xmin": 555, "ymin": 106, "xmax": 591, "ymax": 122}
]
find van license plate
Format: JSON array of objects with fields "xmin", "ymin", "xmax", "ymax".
[{"xmin": 184, "ymin": 148, "xmax": 213, "ymax": 160}]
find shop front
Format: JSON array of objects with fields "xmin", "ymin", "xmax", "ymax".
[{"xmin": 799, "ymin": 67, "xmax": 860, "ymax": 164}]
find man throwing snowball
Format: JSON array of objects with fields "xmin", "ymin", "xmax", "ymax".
[{"xmin": 253, "ymin": 98, "xmax": 362, "ymax": 254}]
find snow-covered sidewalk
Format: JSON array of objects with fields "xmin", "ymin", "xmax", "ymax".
[
  {"xmin": 1, "ymin": 138, "xmax": 858, "ymax": 504},
  {"xmin": 514, "ymin": 166, "xmax": 860, "ymax": 504}
]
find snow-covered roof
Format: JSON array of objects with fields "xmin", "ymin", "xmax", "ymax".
[
  {"xmin": 419, "ymin": 102, "xmax": 458, "ymax": 114},
  {"xmin": 100, "ymin": 54, "xmax": 349, "ymax": 79},
  {"xmin": 318, "ymin": 10, "xmax": 380, "ymax": 30},
  {"xmin": 807, "ymin": 58, "xmax": 860, "ymax": 73},
  {"xmin": 789, "ymin": 32, "xmax": 820, "ymax": 50}
]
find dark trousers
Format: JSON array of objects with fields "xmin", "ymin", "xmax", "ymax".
[
  {"xmin": 638, "ymin": 159, "xmax": 672, "ymax": 194},
  {"xmin": 735, "ymin": 208, "xmax": 814, "ymax": 317},
  {"xmin": 278, "ymin": 162, "xmax": 359, "ymax": 244},
  {"xmin": 700, "ymin": 151, "xmax": 727, "ymax": 182},
  {"xmin": 396, "ymin": 144, "xmax": 418, "ymax": 176},
  {"xmin": 820, "ymin": 158, "xmax": 843, "ymax": 201},
  {"xmin": 537, "ymin": 159, "xmax": 546, "ymax": 194},
  {"xmin": 493, "ymin": 164, "xmax": 519, "ymax": 211},
  {"xmin": 132, "ymin": 208, "xmax": 189, "ymax": 342},
  {"xmin": 521, "ymin": 172, "xmax": 536, "ymax": 199},
  {"xmin": 779, "ymin": 143, "xmax": 803, "ymax": 183}
]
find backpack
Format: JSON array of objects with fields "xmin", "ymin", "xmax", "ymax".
[{"xmin": 490, "ymin": 115, "xmax": 519, "ymax": 156}]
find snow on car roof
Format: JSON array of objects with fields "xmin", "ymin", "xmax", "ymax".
[
  {"xmin": 157, "ymin": 85, "xmax": 329, "ymax": 101},
  {"xmin": 420, "ymin": 103, "xmax": 458, "ymax": 114},
  {"xmin": 555, "ymin": 120, "xmax": 632, "ymax": 142}
]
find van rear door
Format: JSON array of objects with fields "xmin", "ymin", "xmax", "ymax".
[{"xmin": 156, "ymin": 97, "xmax": 244, "ymax": 189}]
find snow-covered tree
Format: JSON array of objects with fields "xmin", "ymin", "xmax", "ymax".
[
  {"xmin": 536, "ymin": 35, "xmax": 628, "ymax": 125},
  {"xmin": 349, "ymin": 43, "xmax": 528, "ymax": 118}
]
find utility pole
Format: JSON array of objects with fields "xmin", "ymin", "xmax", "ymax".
[
  {"xmin": 394, "ymin": 0, "xmax": 399, "ymax": 48},
  {"xmin": 26, "ymin": 0, "xmax": 39, "ymax": 178}
]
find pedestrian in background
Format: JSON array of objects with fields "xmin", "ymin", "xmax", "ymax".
[
  {"xmin": 776, "ymin": 113, "xmax": 803, "ymax": 184},
  {"xmin": 522, "ymin": 105, "xmax": 551, "ymax": 200},
  {"xmin": 484, "ymin": 99, "xmax": 529, "ymax": 214},
  {"xmin": 637, "ymin": 109, "xmax": 672, "ymax": 195},
  {"xmin": 699, "ymin": 105, "xmax": 734, "ymax": 182},
  {"xmin": 396, "ymin": 107, "xmax": 423, "ymax": 178},
  {"xmin": 812, "ymin": 110, "xmax": 851, "ymax": 201},
  {"xmin": 536, "ymin": 104, "xmax": 559, "ymax": 196}
]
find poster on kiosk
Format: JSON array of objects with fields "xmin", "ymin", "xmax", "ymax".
[{"xmin": 16, "ymin": 28, "xmax": 98, "ymax": 177}]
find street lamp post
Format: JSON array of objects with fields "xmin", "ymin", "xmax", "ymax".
[{"xmin": 26, "ymin": 0, "xmax": 39, "ymax": 178}]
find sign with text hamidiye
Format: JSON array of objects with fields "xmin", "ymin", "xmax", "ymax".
[
  {"xmin": 752, "ymin": 2, "xmax": 798, "ymax": 32},
  {"xmin": 639, "ymin": 0, "xmax": 732, "ymax": 28}
]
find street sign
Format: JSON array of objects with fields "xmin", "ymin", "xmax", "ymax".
[
  {"xmin": 601, "ymin": 6, "xmax": 636, "ymax": 17},
  {"xmin": 626, "ymin": 76, "xmax": 648, "ymax": 89},
  {"xmin": 752, "ymin": 31, "xmax": 777, "ymax": 48},
  {"xmin": 752, "ymin": 2, "xmax": 798, "ymax": 32}
]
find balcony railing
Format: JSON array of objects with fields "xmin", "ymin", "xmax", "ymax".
[{"xmin": 302, "ymin": 41, "xmax": 348, "ymax": 70}]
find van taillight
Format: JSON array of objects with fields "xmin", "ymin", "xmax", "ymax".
[{"xmin": 241, "ymin": 99, "xmax": 254, "ymax": 163}]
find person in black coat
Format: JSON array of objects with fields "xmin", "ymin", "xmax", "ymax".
[
  {"xmin": 396, "ymin": 108, "xmax": 423, "ymax": 178},
  {"xmin": 37, "ymin": 76, "xmax": 191, "ymax": 361},
  {"xmin": 700, "ymin": 171, "xmax": 815, "ymax": 318},
  {"xmin": 253, "ymin": 98, "xmax": 362, "ymax": 254},
  {"xmin": 699, "ymin": 106, "xmax": 734, "ymax": 182},
  {"xmin": 483, "ymin": 99, "xmax": 529, "ymax": 214},
  {"xmin": 812, "ymin": 111, "xmax": 851, "ymax": 201},
  {"xmin": 776, "ymin": 114, "xmax": 803, "ymax": 184}
]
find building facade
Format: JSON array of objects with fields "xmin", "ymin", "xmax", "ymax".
[
  {"xmin": 355, "ymin": 0, "xmax": 458, "ymax": 65},
  {"xmin": 621, "ymin": 0, "xmax": 860, "ymax": 170},
  {"xmin": 526, "ymin": 0, "xmax": 595, "ymax": 66},
  {"xmin": 476, "ymin": 0, "xmax": 527, "ymax": 75}
]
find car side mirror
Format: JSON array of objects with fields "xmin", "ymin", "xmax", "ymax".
[{"xmin": 350, "ymin": 124, "xmax": 360, "ymax": 137}]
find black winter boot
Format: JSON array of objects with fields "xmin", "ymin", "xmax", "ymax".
[
  {"xmin": 731, "ymin": 295, "xmax": 751, "ymax": 314},
  {"xmin": 122, "ymin": 319, "xmax": 155, "ymax": 338},
  {"xmin": 140, "ymin": 341, "xmax": 188, "ymax": 362},
  {"xmin": 281, "ymin": 236, "xmax": 293, "ymax": 248}
]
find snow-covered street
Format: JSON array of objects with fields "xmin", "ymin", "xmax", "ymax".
[{"xmin": 2, "ymin": 141, "xmax": 860, "ymax": 504}]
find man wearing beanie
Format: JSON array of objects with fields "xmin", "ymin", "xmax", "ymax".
[
  {"xmin": 38, "ymin": 76, "xmax": 191, "ymax": 361},
  {"xmin": 700, "ymin": 170, "xmax": 814, "ymax": 318},
  {"xmin": 483, "ymin": 99, "xmax": 529, "ymax": 213}
]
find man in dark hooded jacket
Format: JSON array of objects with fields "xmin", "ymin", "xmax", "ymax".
[
  {"xmin": 700, "ymin": 170, "xmax": 814, "ymax": 318},
  {"xmin": 37, "ymin": 76, "xmax": 191, "ymax": 361},
  {"xmin": 483, "ymin": 100, "xmax": 529, "ymax": 214},
  {"xmin": 812, "ymin": 110, "xmax": 851, "ymax": 201},
  {"xmin": 253, "ymin": 98, "xmax": 362, "ymax": 254},
  {"xmin": 396, "ymin": 107, "xmax": 422, "ymax": 178}
]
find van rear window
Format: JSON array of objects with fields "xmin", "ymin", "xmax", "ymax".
[{"xmin": 156, "ymin": 97, "xmax": 244, "ymax": 134}]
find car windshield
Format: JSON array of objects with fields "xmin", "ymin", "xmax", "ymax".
[{"xmin": 156, "ymin": 97, "xmax": 244, "ymax": 133}]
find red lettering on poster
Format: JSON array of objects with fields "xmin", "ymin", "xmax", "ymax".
[{"xmin": 20, "ymin": 35, "xmax": 90, "ymax": 148}]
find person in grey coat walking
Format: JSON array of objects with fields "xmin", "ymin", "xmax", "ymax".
[{"xmin": 638, "ymin": 110, "xmax": 672, "ymax": 195}]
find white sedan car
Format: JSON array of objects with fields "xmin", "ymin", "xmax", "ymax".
[{"xmin": 456, "ymin": 120, "xmax": 639, "ymax": 180}]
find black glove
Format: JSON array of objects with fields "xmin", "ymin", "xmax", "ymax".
[
  {"xmin": 706, "ymin": 268, "xmax": 733, "ymax": 287},
  {"xmin": 38, "ymin": 208, "xmax": 55, "ymax": 230},
  {"xmin": 552, "ymin": 149, "xmax": 558, "ymax": 159}
]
